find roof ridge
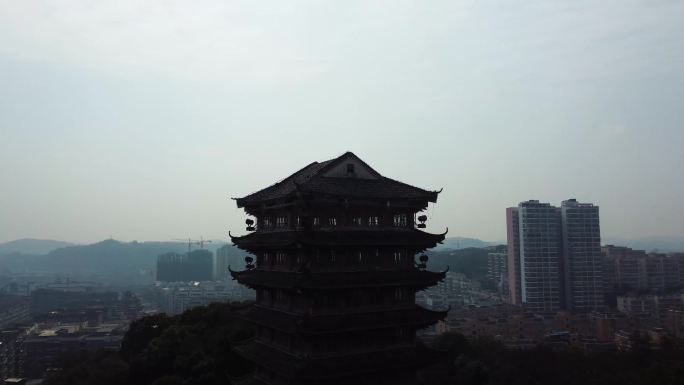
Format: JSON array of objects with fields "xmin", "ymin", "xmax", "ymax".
[
  {"xmin": 312, "ymin": 151, "xmax": 383, "ymax": 180},
  {"xmin": 234, "ymin": 152, "xmax": 440, "ymax": 206},
  {"xmin": 233, "ymin": 161, "xmax": 320, "ymax": 200}
]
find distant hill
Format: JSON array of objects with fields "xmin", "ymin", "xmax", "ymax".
[
  {"xmin": 435, "ymin": 236, "xmax": 498, "ymax": 250},
  {"xmin": 602, "ymin": 236, "xmax": 684, "ymax": 253},
  {"xmin": 0, "ymin": 239, "xmax": 74, "ymax": 256},
  {"xmin": 426, "ymin": 246, "xmax": 507, "ymax": 279},
  {"xmin": 0, "ymin": 239, "xmax": 242, "ymax": 284}
]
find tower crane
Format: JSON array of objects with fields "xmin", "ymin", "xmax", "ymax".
[{"xmin": 171, "ymin": 237, "xmax": 212, "ymax": 252}]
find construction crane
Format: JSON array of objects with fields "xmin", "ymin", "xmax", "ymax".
[{"xmin": 171, "ymin": 237, "xmax": 212, "ymax": 252}]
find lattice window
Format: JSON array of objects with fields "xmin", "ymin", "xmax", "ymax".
[
  {"xmin": 368, "ymin": 216, "xmax": 379, "ymax": 227},
  {"xmin": 276, "ymin": 251, "xmax": 287, "ymax": 264},
  {"xmin": 394, "ymin": 250, "xmax": 403, "ymax": 264}
]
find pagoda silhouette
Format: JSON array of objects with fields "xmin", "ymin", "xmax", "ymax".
[{"xmin": 230, "ymin": 152, "xmax": 448, "ymax": 385}]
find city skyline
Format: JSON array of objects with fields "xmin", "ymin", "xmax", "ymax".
[{"xmin": 2, "ymin": 1, "xmax": 684, "ymax": 243}]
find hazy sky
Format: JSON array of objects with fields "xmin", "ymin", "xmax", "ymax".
[{"xmin": 1, "ymin": 0, "xmax": 683, "ymax": 244}]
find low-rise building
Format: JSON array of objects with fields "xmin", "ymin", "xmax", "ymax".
[
  {"xmin": 23, "ymin": 322, "xmax": 127, "ymax": 378},
  {"xmin": 156, "ymin": 281, "xmax": 255, "ymax": 315},
  {"xmin": 0, "ymin": 297, "xmax": 30, "ymax": 329}
]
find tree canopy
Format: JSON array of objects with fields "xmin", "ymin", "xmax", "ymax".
[{"xmin": 44, "ymin": 302, "xmax": 254, "ymax": 385}]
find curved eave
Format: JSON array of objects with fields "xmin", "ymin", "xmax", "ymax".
[
  {"xmin": 230, "ymin": 229, "xmax": 446, "ymax": 251},
  {"xmin": 235, "ymin": 192, "xmax": 439, "ymax": 211}
]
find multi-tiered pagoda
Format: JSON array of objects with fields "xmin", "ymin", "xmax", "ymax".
[{"xmin": 229, "ymin": 152, "xmax": 447, "ymax": 385}]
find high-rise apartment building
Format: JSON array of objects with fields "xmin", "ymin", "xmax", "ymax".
[
  {"xmin": 487, "ymin": 251, "xmax": 509, "ymax": 298},
  {"xmin": 507, "ymin": 199, "xmax": 604, "ymax": 316},
  {"xmin": 506, "ymin": 208, "xmax": 522, "ymax": 305},
  {"xmin": 215, "ymin": 245, "xmax": 232, "ymax": 280},
  {"xmin": 156, "ymin": 250, "xmax": 213, "ymax": 282},
  {"xmin": 507, "ymin": 200, "xmax": 563, "ymax": 316},
  {"xmin": 561, "ymin": 199, "xmax": 604, "ymax": 312}
]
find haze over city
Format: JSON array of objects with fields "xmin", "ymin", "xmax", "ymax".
[{"xmin": 1, "ymin": 0, "xmax": 683, "ymax": 244}]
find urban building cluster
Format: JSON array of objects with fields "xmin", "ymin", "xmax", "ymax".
[
  {"xmin": 0, "ymin": 280, "xmax": 142, "ymax": 382},
  {"xmin": 430, "ymin": 199, "xmax": 684, "ymax": 352},
  {"xmin": 603, "ymin": 245, "xmax": 684, "ymax": 294},
  {"xmin": 430, "ymin": 293, "xmax": 684, "ymax": 352},
  {"xmin": 146, "ymin": 245, "xmax": 255, "ymax": 314},
  {"xmin": 155, "ymin": 245, "xmax": 240, "ymax": 282},
  {"xmin": 417, "ymin": 271, "xmax": 500, "ymax": 312},
  {"xmin": 148, "ymin": 280, "xmax": 255, "ymax": 315}
]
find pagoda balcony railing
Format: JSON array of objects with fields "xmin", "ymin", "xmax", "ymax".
[{"xmin": 255, "ymin": 225, "xmax": 418, "ymax": 233}]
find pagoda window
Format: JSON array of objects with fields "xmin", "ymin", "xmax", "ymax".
[
  {"xmin": 368, "ymin": 216, "xmax": 379, "ymax": 227},
  {"xmin": 330, "ymin": 250, "xmax": 336, "ymax": 264},
  {"xmin": 357, "ymin": 251, "xmax": 363, "ymax": 263},
  {"xmin": 394, "ymin": 287, "xmax": 406, "ymax": 301},
  {"xmin": 313, "ymin": 217, "xmax": 320, "ymax": 227},
  {"xmin": 276, "ymin": 252, "xmax": 287, "ymax": 264},
  {"xmin": 262, "ymin": 217, "xmax": 272, "ymax": 229},
  {"xmin": 393, "ymin": 250, "xmax": 403, "ymax": 264},
  {"xmin": 276, "ymin": 216, "xmax": 286, "ymax": 228},
  {"xmin": 393, "ymin": 214, "xmax": 407, "ymax": 227},
  {"xmin": 369, "ymin": 288, "xmax": 380, "ymax": 305},
  {"xmin": 296, "ymin": 216, "xmax": 302, "ymax": 228},
  {"xmin": 352, "ymin": 217, "xmax": 363, "ymax": 226},
  {"xmin": 328, "ymin": 217, "xmax": 337, "ymax": 226},
  {"xmin": 263, "ymin": 252, "xmax": 270, "ymax": 264}
]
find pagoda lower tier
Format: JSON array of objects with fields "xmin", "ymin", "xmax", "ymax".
[
  {"xmin": 241, "ymin": 304, "xmax": 447, "ymax": 335},
  {"xmin": 235, "ymin": 340, "xmax": 440, "ymax": 385}
]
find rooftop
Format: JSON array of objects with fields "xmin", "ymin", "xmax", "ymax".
[{"xmin": 234, "ymin": 152, "xmax": 440, "ymax": 207}]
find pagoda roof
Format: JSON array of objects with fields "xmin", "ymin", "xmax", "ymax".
[
  {"xmin": 230, "ymin": 229, "xmax": 446, "ymax": 250},
  {"xmin": 241, "ymin": 305, "xmax": 447, "ymax": 334},
  {"xmin": 234, "ymin": 152, "xmax": 440, "ymax": 207},
  {"xmin": 229, "ymin": 268, "xmax": 447, "ymax": 290}
]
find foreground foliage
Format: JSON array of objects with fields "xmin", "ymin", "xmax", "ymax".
[
  {"xmin": 426, "ymin": 333, "xmax": 684, "ymax": 385},
  {"xmin": 45, "ymin": 302, "xmax": 684, "ymax": 385},
  {"xmin": 44, "ymin": 302, "xmax": 254, "ymax": 385}
]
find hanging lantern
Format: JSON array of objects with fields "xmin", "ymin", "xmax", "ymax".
[{"xmin": 417, "ymin": 254, "xmax": 428, "ymax": 270}]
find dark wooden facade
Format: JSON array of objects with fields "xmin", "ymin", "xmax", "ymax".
[{"xmin": 230, "ymin": 152, "xmax": 447, "ymax": 385}]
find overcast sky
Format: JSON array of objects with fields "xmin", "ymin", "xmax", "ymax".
[{"xmin": 1, "ymin": 0, "xmax": 683, "ymax": 244}]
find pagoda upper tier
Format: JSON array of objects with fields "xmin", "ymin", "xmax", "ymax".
[{"xmin": 233, "ymin": 151, "xmax": 441, "ymax": 215}]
